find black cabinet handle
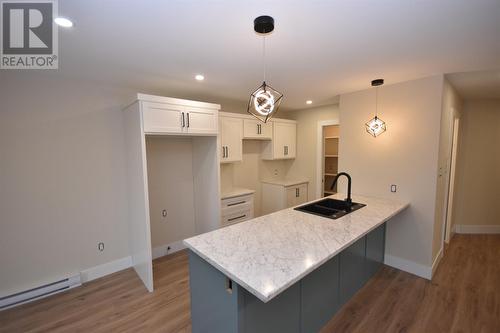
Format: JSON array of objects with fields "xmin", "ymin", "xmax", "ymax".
[
  {"xmin": 181, "ymin": 112, "xmax": 185, "ymax": 127},
  {"xmin": 187, "ymin": 113, "xmax": 190, "ymax": 127},
  {"xmin": 222, "ymin": 146, "xmax": 225, "ymax": 158},
  {"xmin": 226, "ymin": 146, "xmax": 229, "ymax": 158},
  {"xmin": 227, "ymin": 201, "xmax": 246, "ymax": 206},
  {"xmin": 228, "ymin": 214, "xmax": 246, "ymax": 222}
]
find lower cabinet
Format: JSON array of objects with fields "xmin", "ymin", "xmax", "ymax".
[
  {"xmin": 189, "ymin": 223, "xmax": 386, "ymax": 333},
  {"xmin": 221, "ymin": 193, "xmax": 254, "ymax": 227},
  {"xmin": 339, "ymin": 236, "xmax": 367, "ymax": 305},
  {"xmin": 261, "ymin": 181, "xmax": 309, "ymax": 215},
  {"xmin": 301, "ymin": 256, "xmax": 339, "ymax": 333},
  {"xmin": 365, "ymin": 224, "xmax": 386, "ymax": 280}
]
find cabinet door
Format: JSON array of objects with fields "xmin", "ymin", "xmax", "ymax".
[
  {"xmin": 339, "ymin": 237, "xmax": 366, "ymax": 305},
  {"xmin": 142, "ymin": 102, "xmax": 184, "ymax": 134},
  {"xmin": 220, "ymin": 117, "xmax": 243, "ymax": 163},
  {"xmin": 285, "ymin": 186, "xmax": 297, "ymax": 208},
  {"xmin": 273, "ymin": 122, "xmax": 296, "ymax": 159},
  {"xmin": 296, "ymin": 183, "xmax": 308, "ymax": 205},
  {"xmin": 301, "ymin": 256, "xmax": 340, "ymax": 333},
  {"xmin": 243, "ymin": 119, "xmax": 272, "ymax": 140},
  {"xmin": 365, "ymin": 224, "xmax": 385, "ymax": 280},
  {"xmin": 184, "ymin": 106, "xmax": 217, "ymax": 135}
]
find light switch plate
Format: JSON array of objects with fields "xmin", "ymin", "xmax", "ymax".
[{"xmin": 391, "ymin": 184, "xmax": 397, "ymax": 193}]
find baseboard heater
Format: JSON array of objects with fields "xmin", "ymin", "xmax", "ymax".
[{"xmin": 0, "ymin": 274, "xmax": 81, "ymax": 311}]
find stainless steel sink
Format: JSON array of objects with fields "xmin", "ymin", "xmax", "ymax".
[{"xmin": 294, "ymin": 198, "xmax": 366, "ymax": 219}]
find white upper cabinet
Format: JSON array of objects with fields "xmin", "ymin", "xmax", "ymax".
[
  {"xmin": 262, "ymin": 120, "xmax": 297, "ymax": 160},
  {"xmin": 183, "ymin": 106, "xmax": 218, "ymax": 135},
  {"xmin": 243, "ymin": 118, "xmax": 272, "ymax": 140},
  {"xmin": 142, "ymin": 102, "xmax": 185, "ymax": 134},
  {"xmin": 138, "ymin": 94, "xmax": 219, "ymax": 135},
  {"xmin": 220, "ymin": 115, "xmax": 243, "ymax": 163}
]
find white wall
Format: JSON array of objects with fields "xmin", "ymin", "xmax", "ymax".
[
  {"xmin": 220, "ymin": 140, "xmax": 293, "ymax": 217},
  {"xmin": 0, "ymin": 74, "xmax": 134, "ymax": 296},
  {"xmin": 338, "ymin": 75, "xmax": 444, "ymax": 278},
  {"xmin": 287, "ymin": 104, "xmax": 340, "ymax": 200},
  {"xmin": 452, "ymin": 99, "xmax": 500, "ymax": 229},
  {"xmin": 146, "ymin": 137, "xmax": 196, "ymax": 248}
]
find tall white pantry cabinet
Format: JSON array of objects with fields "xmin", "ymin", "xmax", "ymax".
[{"xmin": 123, "ymin": 94, "xmax": 221, "ymax": 292}]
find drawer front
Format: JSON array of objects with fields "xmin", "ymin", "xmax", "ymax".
[
  {"xmin": 221, "ymin": 194, "xmax": 254, "ymax": 209},
  {"xmin": 222, "ymin": 201, "xmax": 253, "ymax": 217},
  {"xmin": 221, "ymin": 208, "xmax": 253, "ymax": 226}
]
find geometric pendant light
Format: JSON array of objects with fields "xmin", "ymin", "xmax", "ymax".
[
  {"xmin": 247, "ymin": 15, "xmax": 284, "ymax": 123},
  {"xmin": 365, "ymin": 79, "xmax": 387, "ymax": 137}
]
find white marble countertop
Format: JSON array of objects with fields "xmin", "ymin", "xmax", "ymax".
[
  {"xmin": 261, "ymin": 178, "xmax": 309, "ymax": 187},
  {"xmin": 184, "ymin": 193, "xmax": 409, "ymax": 303},
  {"xmin": 221, "ymin": 187, "xmax": 255, "ymax": 200}
]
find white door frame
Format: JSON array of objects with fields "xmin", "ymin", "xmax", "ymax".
[
  {"xmin": 316, "ymin": 120, "xmax": 340, "ymax": 199},
  {"xmin": 444, "ymin": 117, "xmax": 460, "ymax": 243}
]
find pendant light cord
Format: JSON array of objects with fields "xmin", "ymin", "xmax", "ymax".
[
  {"xmin": 375, "ymin": 86, "xmax": 378, "ymax": 118},
  {"xmin": 262, "ymin": 35, "xmax": 267, "ymax": 83}
]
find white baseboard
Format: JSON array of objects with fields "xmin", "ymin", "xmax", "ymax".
[
  {"xmin": 384, "ymin": 254, "xmax": 432, "ymax": 280},
  {"xmin": 431, "ymin": 247, "xmax": 444, "ymax": 278},
  {"xmin": 152, "ymin": 240, "xmax": 186, "ymax": 260},
  {"xmin": 454, "ymin": 224, "xmax": 500, "ymax": 234},
  {"xmin": 80, "ymin": 256, "xmax": 132, "ymax": 283}
]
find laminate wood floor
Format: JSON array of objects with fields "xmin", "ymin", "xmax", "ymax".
[{"xmin": 1, "ymin": 234, "xmax": 499, "ymax": 333}]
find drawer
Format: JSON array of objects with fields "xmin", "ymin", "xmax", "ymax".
[
  {"xmin": 221, "ymin": 193, "xmax": 254, "ymax": 209},
  {"xmin": 222, "ymin": 201, "xmax": 253, "ymax": 217},
  {"xmin": 221, "ymin": 208, "xmax": 253, "ymax": 226}
]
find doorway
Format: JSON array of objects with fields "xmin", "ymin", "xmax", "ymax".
[{"xmin": 316, "ymin": 120, "xmax": 340, "ymax": 199}]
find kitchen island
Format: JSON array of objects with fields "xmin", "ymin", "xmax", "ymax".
[{"xmin": 183, "ymin": 193, "xmax": 409, "ymax": 333}]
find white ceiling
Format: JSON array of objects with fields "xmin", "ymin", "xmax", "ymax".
[
  {"xmin": 447, "ymin": 70, "xmax": 500, "ymax": 100},
  {"xmin": 57, "ymin": 0, "xmax": 500, "ymax": 110}
]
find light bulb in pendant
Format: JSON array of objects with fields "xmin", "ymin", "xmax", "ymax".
[
  {"xmin": 365, "ymin": 116, "xmax": 387, "ymax": 137},
  {"xmin": 253, "ymin": 89, "xmax": 275, "ymax": 116}
]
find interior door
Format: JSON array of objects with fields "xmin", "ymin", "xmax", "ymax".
[
  {"xmin": 142, "ymin": 102, "xmax": 184, "ymax": 134},
  {"xmin": 185, "ymin": 106, "xmax": 217, "ymax": 135}
]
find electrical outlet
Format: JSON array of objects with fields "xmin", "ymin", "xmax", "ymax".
[
  {"xmin": 274, "ymin": 169, "xmax": 278, "ymax": 176},
  {"xmin": 162, "ymin": 209, "xmax": 167, "ymax": 218},
  {"xmin": 391, "ymin": 185, "xmax": 397, "ymax": 193},
  {"xmin": 98, "ymin": 242, "xmax": 104, "ymax": 252}
]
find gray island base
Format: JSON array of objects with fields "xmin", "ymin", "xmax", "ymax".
[{"xmin": 189, "ymin": 223, "xmax": 386, "ymax": 333}]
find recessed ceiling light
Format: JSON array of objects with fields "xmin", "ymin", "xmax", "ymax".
[
  {"xmin": 54, "ymin": 17, "xmax": 73, "ymax": 28},
  {"xmin": 306, "ymin": 100, "xmax": 313, "ymax": 105},
  {"xmin": 195, "ymin": 74, "xmax": 205, "ymax": 81}
]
